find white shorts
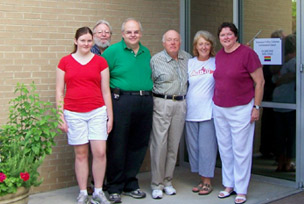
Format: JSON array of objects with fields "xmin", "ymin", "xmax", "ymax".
[{"xmin": 64, "ymin": 106, "xmax": 108, "ymax": 145}]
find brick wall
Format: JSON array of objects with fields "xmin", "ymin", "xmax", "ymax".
[
  {"xmin": 0, "ymin": 0, "xmax": 179, "ymax": 193},
  {"xmin": 243, "ymin": 0, "xmax": 292, "ymax": 43}
]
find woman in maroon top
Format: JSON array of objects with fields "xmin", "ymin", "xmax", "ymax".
[{"xmin": 213, "ymin": 22, "xmax": 264, "ymax": 204}]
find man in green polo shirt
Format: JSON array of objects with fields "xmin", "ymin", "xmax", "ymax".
[{"xmin": 102, "ymin": 18, "xmax": 153, "ymax": 204}]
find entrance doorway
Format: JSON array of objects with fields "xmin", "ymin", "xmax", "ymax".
[{"xmin": 180, "ymin": 0, "xmax": 304, "ymax": 187}]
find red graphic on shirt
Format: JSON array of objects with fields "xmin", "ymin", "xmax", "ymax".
[{"xmin": 190, "ymin": 66, "xmax": 214, "ymax": 77}]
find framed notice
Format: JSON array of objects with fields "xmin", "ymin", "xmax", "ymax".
[{"xmin": 253, "ymin": 38, "xmax": 282, "ymax": 65}]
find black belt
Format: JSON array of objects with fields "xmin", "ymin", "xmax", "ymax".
[
  {"xmin": 111, "ymin": 88, "xmax": 152, "ymax": 96},
  {"xmin": 153, "ymin": 93, "xmax": 186, "ymax": 101}
]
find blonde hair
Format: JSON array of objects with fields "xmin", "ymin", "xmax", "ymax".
[{"xmin": 192, "ymin": 30, "xmax": 216, "ymax": 57}]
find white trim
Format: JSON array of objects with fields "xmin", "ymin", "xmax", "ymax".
[
  {"xmin": 233, "ymin": 0, "xmax": 239, "ymax": 28},
  {"xmin": 296, "ymin": 0, "xmax": 304, "ymax": 188},
  {"xmin": 180, "ymin": 0, "xmax": 186, "ymax": 51},
  {"xmin": 261, "ymin": 102, "xmax": 296, "ymax": 109},
  {"xmin": 179, "ymin": 0, "xmax": 191, "ymax": 52},
  {"xmin": 179, "ymin": 0, "xmax": 190, "ymax": 167}
]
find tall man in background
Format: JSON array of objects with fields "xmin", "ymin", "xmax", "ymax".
[{"xmin": 87, "ymin": 19, "xmax": 113, "ymax": 196}]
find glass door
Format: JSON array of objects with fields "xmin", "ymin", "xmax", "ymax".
[
  {"xmin": 181, "ymin": 0, "xmax": 304, "ymax": 187},
  {"xmin": 179, "ymin": 0, "xmax": 234, "ymax": 165},
  {"xmin": 241, "ymin": 0, "xmax": 299, "ymax": 182}
]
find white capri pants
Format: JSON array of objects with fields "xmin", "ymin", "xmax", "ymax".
[{"xmin": 213, "ymin": 100, "xmax": 255, "ymax": 194}]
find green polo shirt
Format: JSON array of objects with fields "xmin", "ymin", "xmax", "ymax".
[{"xmin": 102, "ymin": 39, "xmax": 153, "ymax": 91}]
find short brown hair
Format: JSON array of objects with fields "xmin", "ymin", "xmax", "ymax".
[{"xmin": 217, "ymin": 22, "xmax": 238, "ymax": 40}]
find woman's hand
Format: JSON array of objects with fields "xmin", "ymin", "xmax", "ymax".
[
  {"xmin": 58, "ymin": 117, "xmax": 68, "ymax": 133},
  {"xmin": 107, "ymin": 117, "xmax": 113, "ymax": 134},
  {"xmin": 250, "ymin": 108, "xmax": 260, "ymax": 123}
]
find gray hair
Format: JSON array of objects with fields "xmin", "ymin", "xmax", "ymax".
[
  {"xmin": 161, "ymin": 33, "xmax": 166, "ymax": 43},
  {"xmin": 93, "ymin": 19, "xmax": 112, "ymax": 34},
  {"xmin": 121, "ymin": 17, "xmax": 143, "ymax": 32},
  {"xmin": 161, "ymin": 30, "xmax": 181, "ymax": 43}
]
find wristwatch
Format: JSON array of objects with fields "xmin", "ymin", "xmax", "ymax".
[{"xmin": 253, "ymin": 105, "xmax": 260, "ymax": 110}]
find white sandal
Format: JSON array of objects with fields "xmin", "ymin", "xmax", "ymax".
[
  {"xmin": 218, "ymin": 190, "xmax": 235, "ymax": 198},
  {"xmin": 235, "ymin": 195, "xmax": 247, "ymax": 204}
]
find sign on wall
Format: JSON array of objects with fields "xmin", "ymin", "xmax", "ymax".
[{"xmin": 254, "ymin": 38, "xmax": 282, "ymax": 65}]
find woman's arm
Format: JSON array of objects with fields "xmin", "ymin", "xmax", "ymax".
[
  {"xmin": 250, "ymin": 67, "xmax": 265, "ymax": 123},
  {"xmin": 56, "ymin": 68, "xmax": 68, "ymax": 133},
  {"xmin": 101, "ymin": 67, "xmax": 113, "ymax": 134}
]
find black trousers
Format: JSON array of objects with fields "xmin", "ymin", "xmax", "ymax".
[
  {"xmin": 274, "ymin": 110, "xmax": 296, "ymax": 158},
  {"xmin": 106, "ymin": 94, "xmax": 153, "ymax": 194},
  {"xmin": 259, "ymin": 108, "xmax": 276, "ymax": 157}
]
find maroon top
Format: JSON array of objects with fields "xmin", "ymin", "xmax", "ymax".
[{"xmin": 213, "ymin": 44, "xmax": 262, "ymax": 107}]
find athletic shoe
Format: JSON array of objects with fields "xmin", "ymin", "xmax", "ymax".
[
  {"xmin": 91, "ymin": 191, "xmax": 110, "ymax": 204},
  {"xmin": 152, "ymin": 189, "xmax": 163, "ymax": 199},
  {"xmin": 123, "ymin": 189, "xmax": 146, "ymax": 199},
  {"xmin": 164, "ymin": 186, "xmax": 176, "ymax": 195},
  {"xmin": 77, "ymin": 192, "xmax": 89, "ymax": 204},
  {"xmin": 108, "ymin": 193, "xmax": 122, "ymax": 203}
]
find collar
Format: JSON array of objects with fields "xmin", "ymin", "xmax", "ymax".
[
  {"xmin": 91, "ymin": 44, "xmax": 101, "ymax": 55},
  {"xmin": 121, "ymin": 38, "xmax": 144, "ymax": 55},
  {"xmin": 163, "ymin": 49, "xmax": 184, "ymax": 62}
]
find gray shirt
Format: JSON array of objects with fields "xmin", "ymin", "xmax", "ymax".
[{"xmin": 151, "ymin": 49, "xmax": 191, "ymax": 95}]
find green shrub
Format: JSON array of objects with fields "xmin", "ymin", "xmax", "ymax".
[{"xmin": 0, "ymin": 82, "xmax": 61, "ymax": 196}]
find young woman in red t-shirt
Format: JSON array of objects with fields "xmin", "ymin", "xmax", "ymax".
[{"xmin": 56, "ymin": 27, "xmax": 113, "ymax": 204}]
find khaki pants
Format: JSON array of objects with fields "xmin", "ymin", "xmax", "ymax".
[{"xmin": 150, "ymin": 97, "xmax": 186, "ymax": 190}]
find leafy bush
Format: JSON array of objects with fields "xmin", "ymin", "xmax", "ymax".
[{"xmin": 0, "ymin": 82, "xmax": 61, "ymax": 196}]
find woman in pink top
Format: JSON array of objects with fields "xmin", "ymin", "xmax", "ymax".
[
  {"xmin": 213, "ymin": 22, "xmax": 264, "ymax": 204},
  {"xmin": 56, "ymin": 27, "xmax": 113, "ymax": 204}
]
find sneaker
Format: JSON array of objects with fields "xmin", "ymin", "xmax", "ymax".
[
  {"xmin": 77, "ymin": 192, "xmax": 89, "ymax": 204},
  {"xmin": 123, "ymin": 189, "xmax": 146, "ymax": 199},
  {"xmin": 91, "ymin": 191, "xmax": 110, "ymax": 204},
  {"xmin": 108, "ymin": 193, "xmax": 122, "ymax": 203},
  {"xmin": 164, "ymin": 186, "xmax": 176, "ymax": 195},
  {"xmin": 152, "ymin": 189, "xmax": 163, "ymax": 199},
  {"xmin": 87, "ymin": 187, "xmax": 94, "ymax": 196}
]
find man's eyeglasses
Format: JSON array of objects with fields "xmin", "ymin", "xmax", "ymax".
[
  {"xmin": 95, "ymin": 30, "xmax": 111, "ymax": 35},
  {"xmin": 124, "ymin": 30, "xmax": 141, "ymax": 35}
]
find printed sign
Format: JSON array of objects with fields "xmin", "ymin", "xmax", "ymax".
[{"xmin": 253, "ymin": 38, "xmax": 282, "ymax": 65}]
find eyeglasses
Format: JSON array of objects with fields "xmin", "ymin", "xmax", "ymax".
[
  {"xmin": 95, "ymin": 30, "xmax": 111, "ymax": 35},
  {"xmin": 124, "ymin": 30, "xmax": 141, "ymax": 35}
]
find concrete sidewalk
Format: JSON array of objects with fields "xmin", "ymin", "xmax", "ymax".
[
  {"xmin": 28, "ymin": 166, "xmax": 302, "ymax": 204},
  {"xmin": 269, "ymin": 191, "xmax": 304, "ymax": 204}
]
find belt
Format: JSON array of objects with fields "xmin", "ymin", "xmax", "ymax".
[
  {"xmin": 153, "ymin": 93, "xmax": 186, "ymax": 101},
  {"xmin": 111, "ymin": 88, "xmax": 152, "ymax": 96},
  {"xmin": 121, "ymin": 90, "xmax": 152, "ymax": 96}
]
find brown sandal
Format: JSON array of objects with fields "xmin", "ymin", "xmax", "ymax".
[
  {"xmin": 198, "ymin": 183, "xmax": 213, "ymax": 195},
  {"xmin": 192, "ymin": 182, "xmax": 203, "ymax": 192}
]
